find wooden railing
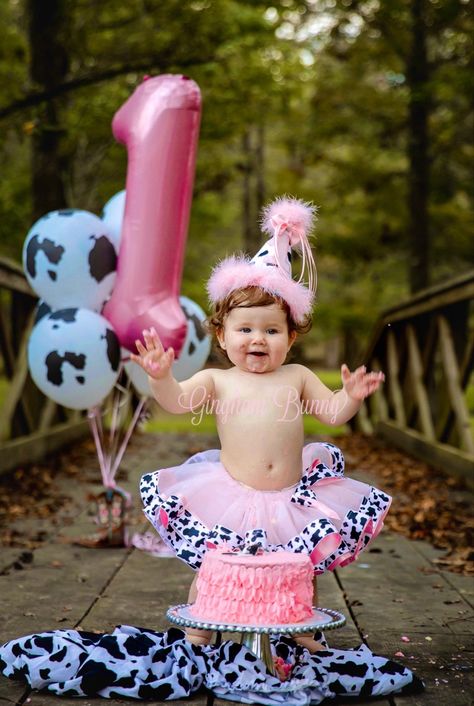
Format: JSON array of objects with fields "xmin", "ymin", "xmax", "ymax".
[
  {"xmin": 0, "ymin": 256, "xmax": 88, "ymax": 475},
  {"xmin": 355, "ymin": 270, "xmax": 474, "ymax": 484}
]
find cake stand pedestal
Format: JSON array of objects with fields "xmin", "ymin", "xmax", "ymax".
[{"xmin": 166, "ymin": 604, "xmax": 345, "ymax": 676}]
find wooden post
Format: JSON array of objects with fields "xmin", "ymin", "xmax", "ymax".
[
  {"xmin": 406, "ymin": 324, "xmax": 435, "ymax": 440},
  {"xmin": 437, "ymin": 315, "xmax": 474, "ymax": 453},
  {"xmin": 0, "ymin": 313, "xmax": 36, "ymax": 441},
  {"xmin": 438, "ymin": 333, "xmax": 474, "ymax": 443},
  {"xmin": 386, "ymin": 330, "xmax": 407, "ymax": 426},
  {"xmin": 372, "ymin": 358, "xmax": 389, "ymax": 422}
]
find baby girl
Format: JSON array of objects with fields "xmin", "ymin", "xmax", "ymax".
[{"xmin": 134, "ymin": 197, "xmax": 391, "ymax": 652}]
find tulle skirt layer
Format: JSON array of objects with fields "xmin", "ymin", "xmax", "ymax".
[{"xmin": 140, "ymin": 442, "xmax": 391, "ymax": 573}]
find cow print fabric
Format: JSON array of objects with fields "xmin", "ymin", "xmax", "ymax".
[{"xmin": 0, "ymin": 625, "xmax": 423, "ymax": 703}]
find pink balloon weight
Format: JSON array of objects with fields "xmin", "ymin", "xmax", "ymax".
[{"xmin": 103, "ymin": 74, "xmax": 202, "ymax": 353}]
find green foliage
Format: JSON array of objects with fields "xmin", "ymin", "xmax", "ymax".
[{"xmin": 0, "ymin": 0, "xmax": 472, "ymax": 351}]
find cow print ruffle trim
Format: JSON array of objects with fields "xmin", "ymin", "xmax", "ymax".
[
  {"xmin": 0, "ymin": 625, "xmax": 423, "ymax": 703},
  {"xmin": 140, "ymin": 442, "xmax": 392, "ymax": 573}
]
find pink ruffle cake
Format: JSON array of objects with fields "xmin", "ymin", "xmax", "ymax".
[{"xmin": 190, "ymin": 550, "xmax": 314, "ymax": 625}]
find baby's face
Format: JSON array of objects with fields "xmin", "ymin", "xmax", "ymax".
[{"xmin": 217, "ymin": 303, "xmax": 297, "ymax": 374}]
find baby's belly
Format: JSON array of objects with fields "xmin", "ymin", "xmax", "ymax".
[{"xmin": 218, "ymin": 421, "xmax": 304, "ymax": 491}]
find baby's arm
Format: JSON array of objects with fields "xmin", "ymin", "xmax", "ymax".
[
  {"xmin": 130, "ymin": 328, "xmax": 214, "ymax": 414},
  {"xmin": 300, "ymin": 364, "xmax": 384, "ymax": 426}
]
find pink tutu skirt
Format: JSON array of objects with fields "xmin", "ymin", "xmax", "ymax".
[{"xmin": 140, "ymin": 442, "xmax": 391, "ymax": 573}]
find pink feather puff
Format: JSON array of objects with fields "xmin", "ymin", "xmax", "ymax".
[
  {"xmin": 207, "ymin": 256, "xmax": 314, "ymax": 324},
  {"xmin": 261, "ymin": 196, "xmax": 317, "ymax": 245}
]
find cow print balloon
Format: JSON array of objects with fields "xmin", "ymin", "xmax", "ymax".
[
  {"xmin": 172, "ymin": 296, "xmax": 211, "ymax": 382},
  {"xmin": 125, "ymin": 296, "xmax": 211, "ymax": 396},
  {"xmin": 28, "ymin": 308, "xmax": 121, "ymax": 410},
  {"xmin": 23, "ymin": 209, "xmax": 117, "ymax": 311}
]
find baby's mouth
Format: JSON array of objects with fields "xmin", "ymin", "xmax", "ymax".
[{"xmin": 248, "ymin": 351, "xmax": 266, "ymax": 357}]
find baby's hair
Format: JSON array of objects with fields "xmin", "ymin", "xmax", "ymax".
[{"xmin": 206, "ymin": 285, "xmax": 312, "ymax": 361}]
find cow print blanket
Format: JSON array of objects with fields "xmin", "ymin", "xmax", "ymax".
[{"xmin": 0, "ymin": 625, "xmax": 423, "ymax": 704}]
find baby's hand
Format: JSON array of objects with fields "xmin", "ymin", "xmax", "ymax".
[
  {"xmin": 130, "ymin": 327, "xmax": 175, "ymax": 380},
  {"xmin": 341, "ymin": 363, "xmax": 385, "ymax": 400}
]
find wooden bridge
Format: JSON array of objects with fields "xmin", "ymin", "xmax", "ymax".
[
  {"xmin": 0, "ymin": 258, "xmax": 473, "ymax": 705},
  {"xmin": 0, "ymin": 431, "xmax": 473, "ymax": 705}
]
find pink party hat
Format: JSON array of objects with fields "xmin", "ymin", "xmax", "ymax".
[{"xmin": 207, "ymin": 196, "xmax": 317, "ymax": 323}]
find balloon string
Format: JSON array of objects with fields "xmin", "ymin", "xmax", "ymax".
[
  {"xmin": 105, "ymin": 385, "xmax": 122, "ymax": 484},
  {"xmin": 109, "ymin": 385, "xmax": 120, "ymax": 449},
  {"xmin": 110, "ymin": 397, "xmax": 146, "ymax": 480},
  {"xmin": 88, "ymin": 408, "xmax": 111, "ymax": 488}
]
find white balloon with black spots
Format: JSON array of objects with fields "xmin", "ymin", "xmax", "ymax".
[
  {"xmin": 173, "ymin": 296, "xmax": 211, "ymax": 382},
  {"xmin": 101, "ymin": 191, "xmax": 125, "ymax": 250},
  {"xmin": 28, "ymin": 308, "xmax": 121, "ymax": 410},
  {"xmin": 124, "ymin": 296, "xmax": 211, "ymax": 397},
  {"xmin": 23, "ymin": 209, "xmax": 117, "ymax": 311}
]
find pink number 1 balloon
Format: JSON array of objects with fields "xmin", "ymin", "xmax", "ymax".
[{"xmin": 103, "ymin": 74, "xmax": 202, "ymax": 353}]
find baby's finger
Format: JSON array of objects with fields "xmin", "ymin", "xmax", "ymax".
[
  {"xmin": 135, "ymin": 339, "xmax": 147, "ymax": 356},
  {"xmin": 143, "ymin": 329, "xmax": 157, "ymax": 352},
  {"xmin": 149, "ymin": 327, "xmax": 165, "ymax": 353},
  {"xmin": 341, "ymin": 363, "xmax": 351, "ymax": 382}
]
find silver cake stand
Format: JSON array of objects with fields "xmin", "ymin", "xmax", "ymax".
[{"xmin": 166, "ymin": 604, "xmax": 345, "ymax": 676}]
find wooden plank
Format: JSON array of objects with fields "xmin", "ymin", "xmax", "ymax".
[
  {"xmin": 0, "ymin": 304, "xmax": 15, "ymax": 378},
  {"xmin": 437, "ymin": 316, "xmax": 474, "ymax": 453},
  {"xmin": 438, "ymin": 332, "xmax": 474, "ymax": 444},
  {"xmin": 0, "ymin": 256, "xmax": 35, "ymax": 296},
  {"xmin": 405, "ymin": 324, "xmax": 435, "ymax": 440},
  {"xmin": 384, "ymin": 634, "xmax": 472, "ymax": 706},
  {"xmin": 369, "ymin": 357, "xmax": 389, "ymax": 423},
  {"xmin": 26, "ymin": 692, "xmax": 210, "ymax": 706},
  {"xmin": 336, "ymin": 533, "xmax": 474, "ymax": 705},
  {"xmin": 0, "ymin": 419, "xmax": 89, "ymax": 475},
  {"xmin": 0, "ymin": 313, "xmax": 35, "ymax": 441},
  {"xmin": 375, "ymin": 420, "xmax": 474, "ymax": 486},
  {"xmin": 0, "ymin": 544, "xmax": 129, "ymax": 642},
  {"xmin": 79, "ymin": 552, "xmax": 193, "ymax": 634},
  {"xmin": 354, "ymin": 400, "xmax": 373, "ymax": 434},
  {"xmin": 38, "ymin": 397, "xmax": 58, "ymax": 431},
  {"xmin": 0, "ymin": 678, "xmax": 25, "ymax": 702},
  {"xmin": 386, "ymin": 330, "xmax": 407, "ymax": 426},
  {"xmin": 381, "ymin": 276, "xmax": 474, "ymax": 325},
  {"xmin": 338, "ymin": 532, "xmax": 474, "ymax": 637},
  {"xmin": 361, "ymin": 271, "xmax": 474, "ymax": 375},
  {"xmin": 409, "ymin": 540, "xmax": 474, "ymax": 610}
]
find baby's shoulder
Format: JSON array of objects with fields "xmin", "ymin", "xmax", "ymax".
[
  {"xmin": 281, "ymin": 363, "xmax": 308, "ymax": 379},
  {"xmin": 277, "ymin": 363, "xmax": 308, "ymax": 388}
]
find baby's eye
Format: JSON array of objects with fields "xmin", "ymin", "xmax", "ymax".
[
  {"xmin": 267, "ymin": 329, "xmax": 279, "ymax": 335},
  {"xmin": 239, "ymin": 327, "xmax": 251, "ymax": 333}
]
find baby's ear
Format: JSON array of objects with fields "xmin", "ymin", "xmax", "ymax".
[
  {"xmin": 216, "ymin": 327, "xmax": 226, "ymax": 349},
  {"xmin": 288, "ymin": 330, "xmax": 297, "ymax": 348}
]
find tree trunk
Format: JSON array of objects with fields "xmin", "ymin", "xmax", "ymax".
[
  {"xmin": 255, "ymin": 122, "xmax": 266, "ymax": 213},
  {"xmin": 28, "ymin": 0, "xmax": 71, "ymax": 221},
  {"xmin": 406, "ymin": 0, "xmax": 430, "ymax": 293},
  {"xmin": 242, "ymin": 129, "xmax": 256, "ymax": 253}
]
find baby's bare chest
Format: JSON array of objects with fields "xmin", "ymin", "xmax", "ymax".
[{"xmin": 212, "ymin": 368, "xmax": 303, "ymax": 424}]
